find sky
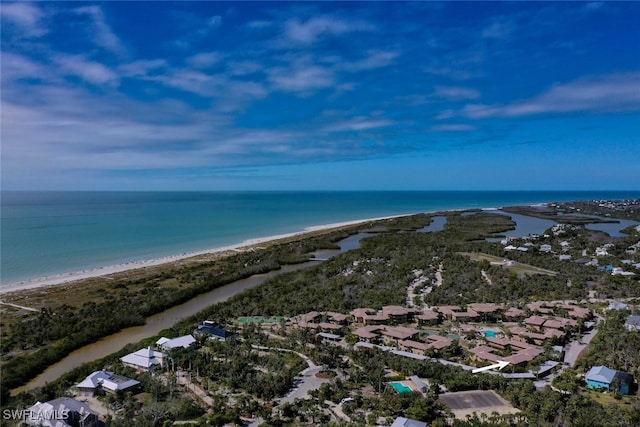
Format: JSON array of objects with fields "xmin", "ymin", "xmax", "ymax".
[{"xmin": 1, "ymin": 1, "xmax": 639, "ymax": 191}]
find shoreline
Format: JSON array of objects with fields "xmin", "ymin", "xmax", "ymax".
[{"xmin": 0, "ymin": 214, "xmax": 409, "ymax": 296}]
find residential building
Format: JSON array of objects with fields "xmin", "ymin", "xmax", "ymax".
[
  {"xmin": 156, "ymin": 334, "xmax": 196, "ymax": 351},
  {"xmin": 194, "ymin": 321, "xmax": 236, "ymax": 341},
  {"xmin": 586, "ymin": 366, "xmax": 634, "ymax": 395},
  {"xmin": 76, "ymin": 370, "xmax": 140, "ymax": 396},
  {"xmin": 625, "ymin": 315, "xmax": 640, "ymax": 332},
  {"xmin": 120, "ymin": 346, "xmax": 167, "ymax": 372},
  {"xmin": 390, "ymin": 417, "xmax": 427, "ymax": 427},
  {"xmin": 26, "ymin": 397, "xmax": 99, "ymax": 427}
]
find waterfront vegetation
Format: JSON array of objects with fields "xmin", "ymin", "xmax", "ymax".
[
  {"xmin": 2, "ymin": 201, "xmax": 640, "ymax": 425},
  {"xmin": 0, "ymin": 229, "xmax": 351, "ymax": 393}
]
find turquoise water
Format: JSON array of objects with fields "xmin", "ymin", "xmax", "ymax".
[
  {"xmin": 484, "ymin": 331, "xmax": 497, "ymax": 338},
  {"xmin": 2, "ymin": 191, "xmax": 638, "ymax": 285},
  {"xmin": 390, "ymin": 382, "xmax": 413, "ymax": 393}
]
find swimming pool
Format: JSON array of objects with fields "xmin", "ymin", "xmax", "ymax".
[
  {"xmin": 390, "ymin": 382, "xmax": 412, "ymax": 393},
  {"xmin": 483, "ymin": 331, "xmax": 497, "ymax": 338}
]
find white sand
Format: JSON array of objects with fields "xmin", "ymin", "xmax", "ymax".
[{"xmin": 0, "ymin": 214, "xmax": 408, "ymax": 295}]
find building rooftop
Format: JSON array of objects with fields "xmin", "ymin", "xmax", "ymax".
[{"xmin": 586, "ymin": 366, "xmax": 617, "ymax": 384}]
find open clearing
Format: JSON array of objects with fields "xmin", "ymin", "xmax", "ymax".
[{"xmin": 460, "ymin": 252, "xmax": 557, "ymax": 276}]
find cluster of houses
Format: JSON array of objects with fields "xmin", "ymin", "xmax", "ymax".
[
  {"xmin": 499, "ymin": 223, "xmax": 640, "ymax": 274},
  {"xmin": 290, "ymin": 302, "xmax": 592, "ymax": 368},
  {"xmin": 119, "ymin": 321, "xmax": 235, "ymax": 372},
  {"xmin": 22, "ymin": 321, "xmax": 237, "ymax": 426}
]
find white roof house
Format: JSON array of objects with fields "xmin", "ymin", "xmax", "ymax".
[
  {"xmin": 26, "ymin": 397, "xmax": 99, "ymax": 427},
  {"xmin": 76, "ymin": 370, "xmax": 140, "ymax": 395},
  {"xmin": 625, "ymin": 315, "xmax": 640, "ymax": 332},
  {"xmin": 120, "ymin": 346, "xmax": 166, "ymax": 372},
  {"xmin": 156, "ymin": 334, "xmax": 196, "ymax": 351}
]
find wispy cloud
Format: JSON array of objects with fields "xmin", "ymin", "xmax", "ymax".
[
  {"xmin": 267, "ymin": 61, "xmax": 334, "ymax": 94},
  {"xmin": 482, "ymin": 18, "xmax": 515, "ymax": 40},
  {"xmin": 74, "ymin": 5, "xmax": 127, "ymax": 57},
  {"xmin": 434, "ymin": 86, "xmax": 480, "ymax": 101},
  {"xmin": 325, "ymin": 117, "xmax": 394, "ymax": 133},
  {"xmin": 170, "ymin": 12, "xmax": 223, "ymax": 49},
  {"xmin": 461, "ymin": 73, "xmax": 640, "ymax": 118},
  {"xmin": 186, "ymin": 51, "xmax": 223, "ymax": 69},
  {"xmin": 55, "ymin": 54, "xmax": 120, "ymax": 86},
  {"xmin": 119, "ymin": 59, "xmax": 168, "ymax": 78},
  {"xmin": 431, "ymin": 124, "xmax": 476, "ymax": 132},
  {"xmin": 341, "ymin": 50, "xmax": 400, "ymax": 72},
  {"xmin": 0, "ymin": 2, "xmax": 47, "ymax": 37},
  {"xmin": 282, "ymin": 16, "xmax": 373, "ymax": 45}
]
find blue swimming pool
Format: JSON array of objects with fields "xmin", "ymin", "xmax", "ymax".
[{"xmin": 390, "ymin": 382, "xmax": 412, "ymax": 393}]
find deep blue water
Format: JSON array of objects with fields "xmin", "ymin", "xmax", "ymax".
[{"xmin": 2, "ymin": 191, "xmax": 639, "ymax": 285}]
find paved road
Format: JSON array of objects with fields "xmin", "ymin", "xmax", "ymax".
[{"xmin": 564, "ymin": 318, "xmax": 601, "ymax": 366}]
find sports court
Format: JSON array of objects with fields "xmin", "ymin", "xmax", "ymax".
[
  {"xmin": 439, "ymin": 390, "xmax": 520, "ymax": 419},
  {"xmin": 237, "ymin": 316, "xmax": 285, "ymax": 324}
]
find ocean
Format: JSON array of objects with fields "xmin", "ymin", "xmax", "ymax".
[{"xmin": 2, "ymin": 191, "xmax": 639, "ymax": 285}]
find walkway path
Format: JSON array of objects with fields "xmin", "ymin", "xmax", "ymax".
[
  {"xmin": 406, "ymin": 263, "xmax": 443, "ymax": 308},
  {"xmin": 0, "ymin": 301, "xmax": 39, "ymax": 312},
  {"xmin": 176, "ymin": 370, "xmax": 213, "ymax": 407},
  {"xmin": 481, "ymin": 270, "xmax": 493, "ymax": 285}
]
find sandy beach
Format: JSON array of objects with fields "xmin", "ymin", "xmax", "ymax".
[{"xmin": 0, "ymin": 214, "xmax": 408, "ymax": 296}]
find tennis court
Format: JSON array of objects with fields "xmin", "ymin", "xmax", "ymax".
[
  {"xmin": 237, "ymin": 316, "xmax": 285, "ymax": 324},
  {"xmin": 439, "ymin": 390, "xmax": 520, "ymax": 419}
]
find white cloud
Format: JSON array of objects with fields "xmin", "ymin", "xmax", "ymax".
[
  {"xmin": 0, "ymin": 2, "xmax": 47, "ymax": 37},
  {"xmin": 187, "ymin": 51, "xmax": 223, "ymax": 69},
  {"xmin": 0, "ymin": 52, "xmax": 50, "ymax": 82},
  {"xmin": 462, "ymin": 72, "xmax": 640, "ymax": 118},
  {"xmin": 482, "ymin": 19, "xmax": 514, "ymax": 40},
  {"xmin": 325, "ymin": 117, "xmax": 394, "ymax": 132},
  {"xmin": 227, "ymin": 60, "xmax": 262, "ymax": 76},
  {"xmin": 431, "ymin": 124, "xmax": 476, "ymax": 132},
  {"xmin": 55, "ymin": 55, "xmax": 119, "ymax": 86},
  {"xmin": 119, "ymin": 59, "xmax": 168, "ymax": 78},
  {"xmin": 268, "ymin": 63, "xmax": 334, "ymax": 93},
  {"xmin": 283, "ymin": 16, "xmax": 373, "ymax": 45},
  {"xmin": 341, "ymin": 50, "xmax": 400, "ymax": 72},
  {"xmin": 74, "ymin": 6, "xmax": 127, "ymax": 57},
  {"xmin": 434, "ymin": 86, "xmax": 480, "ymax": 101}
]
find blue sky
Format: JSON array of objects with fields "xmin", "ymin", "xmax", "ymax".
[{"xmin": 1, "ymin": 1, "xmax": 639, "ymax": 191}]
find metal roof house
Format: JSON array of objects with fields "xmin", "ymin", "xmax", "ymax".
[
  {"xmin": 76, "ymin": 370, "xmax": 140, "ymax": 396},
  {"xmin": 156, "ymin": 334, "xmax": 196, "ymax": 351},
  {"xmin": 26, "ymin": 397, "xmax": 99, "ymax": 427},
  {"xmin": 194, "ymin": 321, "xmax": 236, "ymax": 341},
  {"xmin": 120, "ymin": 346, "xmax": 167, "ymax": 373},
  {"xmin": 586, "ymin": 365, "xmax": 634, "ymax": 395},
  {"xmin": 390, "ymin": 416, "xmax": 427, "ymax": 427},
  {"xmin": 625, "ymin": 315, "xmax": 640, "ymax": 332}
]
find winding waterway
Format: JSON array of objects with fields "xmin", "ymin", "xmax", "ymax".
[{"xmin": 13, "ymin": 233, "xmax": 371, "ymax": 394}]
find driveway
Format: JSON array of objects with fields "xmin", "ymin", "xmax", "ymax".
[
  {"xmin": 277, "ymin": 366, "xmax": 329, "ymax": 405},
  {"xmin": 564, "ymin": 323, "xmax": 599, "ymax": 367}
]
